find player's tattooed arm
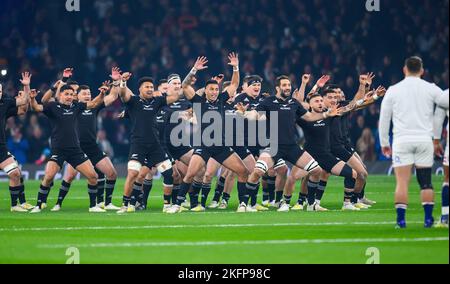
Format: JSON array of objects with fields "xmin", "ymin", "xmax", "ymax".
[
  {"xmin": 16, "ymin": 89, "xmax": 32, "ymax": 115},
  {"xmin": 102, "ymin": 80, "xmax": 119, "ymax": 107},
  {"xmin": 301, "ymin": 104, "xmax": 342, "ymax": 122},
  {"xmin": 183, "ymin": 56, "xmax": 208, "ymax": 100},
  {"xmin": 354, "ymin": 86, "xmax": 386, "ymax": 111},
  {"xmin": 29, "ymin": 87, "xmax": 44, "ymax": 112},
  {"xmin": 86, "ymin": 84, "xmax": 108, "ymax": 109},
  {"xmin": 226, "ymin": 53, "xmax": 240, "ymax": 98},
  {"xmin": 42, "ymin": 80, "xmax": 62, "ymax": 104}
]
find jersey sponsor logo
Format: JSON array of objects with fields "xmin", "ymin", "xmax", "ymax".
[
  {"xmin": 131, "ymin": 154, "xmax": 139, "ymax": 159},
  {"xmin": 82, "ymin": 110, "xmax": 93, "ymax": 116},
  {"xmin": 62, "ymin": 109, "xmax": 74, "ymax": 115},
  {"xmin": 142, "ymin": 105, "xmax": 155, "ymax": 111}
]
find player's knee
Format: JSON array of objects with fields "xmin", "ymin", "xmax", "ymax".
[
  {"xmin": 8, "ymin": 169, "xmax": 21, "ymax": 183},
  {"xmin": 357, "ymin": 170, "xmax": 367, "ymax": 182},
  {"xmin": 105, "ymin": 167, "xmax": 117, "ymax": 180},
  {"xmin": 87, "ymin": 171, "xmax": 98, "ymax": 185},
  {"xmin": 255, "ymin": 160, "xmax": 269, "ymax": 175},
  {"xmin": 417, "ymin": 168, "xmax": 433, "ymax": 190},
  {"xmin": 304, "ymin": 159, "xmax": 321, "ymax": 176},
  {"xmin": 158, "ymin": 160, "xmax": 174, "ymax": 187},
  {"xmin": 203, "ymin": 171, "xmax": 215, "ymax": 183},
  {"xmin": 338, "ymin": 165, "xmax": 354, "ymax": 179}
]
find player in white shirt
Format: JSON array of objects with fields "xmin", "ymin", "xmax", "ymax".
[
  {"xmin": 379, "ymin": 56, "xmax": 449, "ymax": 228},
  {"xmin": 433, "ymin": 89, "xmax": 449, "ymax": 227}
]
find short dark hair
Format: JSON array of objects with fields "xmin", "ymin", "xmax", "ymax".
[
  {"xmin": 322, "ymin": 88, "xmax": 337, "ymax": 97},
  {"xmin": 307, "ymin": 92, "xmax": 322, "ymax": 102},
  {"xmin": 276, "ymin": 75, "xmax": 290, "ymax": 87},
  {"xmin": 158, "ymin": 79, "xmax": 168, "ymax": 85},
  {"xmin": 405, "ymin": 56, "xmax": 423, "ymax": 74},
  {"xmin": 79, "ymin": 85, "xmax": 90, "ymax": 91},
  {"xmin": 67, "ymin": 80, "xmax": 78, "ymax": 86},
  {"xmin": 60, "ymin": 85, "xmax": 75, "ymax": 93},
  {"xmin": 138, "ymin": 77, "xmax": 154, "ymax": 88},
  {"xmin": 205, "ymin": 80, "xmax": 219, "ymax": 88}
]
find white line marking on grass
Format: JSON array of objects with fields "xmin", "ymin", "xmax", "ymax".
[
  {"xmin": 0, "ymin": 221, "xmax": 424, "ymax": 232},
  {"xmin": 37, "ymin": 237, "xmax": 449, "ymax": 249}
]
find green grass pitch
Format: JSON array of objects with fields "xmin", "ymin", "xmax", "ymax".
[{"xmin": 0, "ymin": 175, "xmax": 448, "ymax": 264}]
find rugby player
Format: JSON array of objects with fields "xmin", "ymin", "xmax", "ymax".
[
  {"xmin": 379, "ymin": 56, "xmax": 449, "ymax": 228},
  {"xmin": 29, "ymin": 82, "xmax": 106, "ymax": 213},
  {"xmin": 433, "ymin": 89, "xmax": 449, "ymax": 227},
  {"xmin": 0, "ymin": 75, "xmax": 33, "ymax": 212}
]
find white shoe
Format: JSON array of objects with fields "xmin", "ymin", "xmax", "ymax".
[
  {"xmin": 208, "ymin": 201, "xmax": 219, "ymax": 209},
  {"xmin": 166, "ymin": 205, "xmax": 181, "ymax": 214},
  {"xmin": 89, "ymin": 206, "xmax": 106, "ymax": 213},
  {"xmin": 104, "ymin": 203, "xmax": 121, "ymax": 211},
  {"xmin": 269, "ymin": 201, "xmax": 278, "ymax": 208},
  {"xmin": 291, "ymin": 203, "xmax": 304, "ymax": 211},
  {"xmin": 354, "ymin": 202, "xmax": 370, "ymax": 210},
  {"xmin": 277, "ymin": 202, "xmax": 290, "ymax": 212},
  {"xmin": 342, "ymin": 202, "xmax": 361, "ymax": 211},
  {"xmin": 307, "ymin": 203, "xmax": 329, "ymax": 212},
  {"xmin": 163, "ymin": 204, "xmax": 172, "ymax": 213},
  {"xmin": 30, "ymin": 206, "xmax": 42, "ymax": 214},
  {"xmin": 41, "ymin": 203, "xmax": 47, "ymax": 210},
  {"xmin": 51, "ymin": 204, "xmax": 61, "ymax": 212},
  {"xmin": 246, "ymin": 206, "xmax": 258, "ymax": 213},
  {"xmin": 11, "ymin": 205, "xmax": 28, "ymax": 213},
  {"xmin": 97, "ymin": 202, "xmax": 105, "ymax": 209},
  {"xmin": 127, "ymin": 205, "xmax": 136, "ymax": 213},
  {"xmin": 236, "ymin": 203, "xmax": 247, "ymax": 213},
  {"xmin": 181, "ymin": 201, "xmax": 191, "ymax": 209},
  {"xmin": 20, "ymin": 203, "xmax": 35, "ymax": 210},
  {"xmin": 116, "ymin": 206, "xmax": 128, "ymax": 214},
  {"xmin": 218, "ymin": 200, "xmax": 228, "ymax": 210},
  {"xmin": 262, "ymin": 200, "xmax": 270, "ymax": 207},
  {"xmin": 191, "ymin": 205, "xmax": 206, "ymax": 212}
]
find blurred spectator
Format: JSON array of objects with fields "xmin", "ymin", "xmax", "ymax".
[
  {"xmin": 97, "ymin": 130, "xmax": 114, "ymax": 159},
  {"xmin": 7, "ymin": 127, "xmax": 29, "ymax": 164},
  {"xmin": 357, "ymin": 128, "xmax": 376, "ymax": 162}
]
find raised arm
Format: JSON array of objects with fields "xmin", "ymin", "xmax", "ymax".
[
  {"xmin": 296, "ymin": 74, "xmax": 310, "ymax": 102},
  {"xmin": 351, "ymin": 73, "xmax": 374, "ymax": 103},
  {"xmin": 110, "ymin": 67, "xmax": 132, "ymax": 103},
  {"xmin": 309, "ymin": 75, "xmax": 330, "ymax": 95},
  {"xmin": 433, "ymin": 105, "xmax": 447, "ymax": 157},
  {"xmin": 226, "ymin": 53, "xmax": 240, "ymax": 98},
  {"xmin": 16, "ymin": 72, "xmax": 31, "ymax": 106},
  {"xmin": 86, "ymin": 84, "xmax": 108, "ymax": 109},
  {"xmin": 301, "ymin": 105, "xmax": 341, "ymax": 122},
  {"xmin": 101, "ymin": 80, "xmax": 119, "ymax": 107},
  {"xmin": 29, "ymin": 87, "xmax": 44, "ymax": 112},
  {"xmin": 183, "ymin": 56, "xmax": 208, "ymax": 100}
]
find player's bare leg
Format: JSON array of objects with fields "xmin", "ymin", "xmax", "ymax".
[
  {"xmin": 346, "ymin": 155, "xmax": 369, "ymax": 209},
  {"xmin": 51, "ymin": 164, "xmax": 77, "ymax": 211}
]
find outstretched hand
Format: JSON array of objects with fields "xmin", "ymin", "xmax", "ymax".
[
  {"xmin": 227, "ymin": 52, "xmax": 239, "ymax": 68},
  {"xmin": 193, "ymin": 56, "xmax": 208, "ymax": 71},
  {"xmin": 110, "ymin": 67, "xmax": 122, "ymax": 81},
  {"xmin": 20, "ymin": 72, "xmax": 32, "ymax": 86},
  {"xmin": 316, "ymin": 75, "xmax": 330, "ymax": 88}
]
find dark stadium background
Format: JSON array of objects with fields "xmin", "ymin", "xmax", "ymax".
[{"xmin": 0, "ymin": 0, "xmax": 448, "ymax": 166}]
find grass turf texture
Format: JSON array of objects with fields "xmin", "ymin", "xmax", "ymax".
[{"xmin": 0, "ymin": 175, "xmax": 448, "ymax": 264}]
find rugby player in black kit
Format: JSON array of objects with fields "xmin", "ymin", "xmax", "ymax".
[
  {"xmin": 0, "ymin": 73, "xmax": 32, "ymax": 212},
  {"xmin": 51, "ymin": 78, "xmax": 121, "ymax": 212},
  {"xmin": 168, "ymin": 55, "xmax": 251, "ymax": 214},
  {"xmin": 236, "ymin": 75, "xmax": 341, "ymax": 211},
  {"xmin": 29, "ymin": 84, "xmax": 106, "ymax": 213},
  {"xmin": 115, "ymin": 69, "xmax": 184, "ymax": 214}
]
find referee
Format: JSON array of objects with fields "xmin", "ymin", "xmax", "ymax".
[{"xmin": 379, "ymin": 56, "xmax": 449, "ymax": 228}]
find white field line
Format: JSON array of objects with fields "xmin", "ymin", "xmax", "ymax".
[
  {"xmin": 0, "ymin": 221, "xmax": 424, "ymax": 232},
  {"xmin": 37, "ymin": 237, "xmax": 449, "ymax": 249}
]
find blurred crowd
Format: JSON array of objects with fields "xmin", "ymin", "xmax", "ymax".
[{"xmin": 0, "ymin": 0, "xmax": 448, "ymax": 164}]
